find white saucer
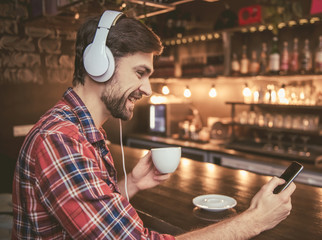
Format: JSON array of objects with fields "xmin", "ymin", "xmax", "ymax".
[{"xmin": 192, "ymin": 194, "xmax": 237, "ymax": 212}]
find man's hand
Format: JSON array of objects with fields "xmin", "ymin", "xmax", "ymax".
[
  {"xmin": 177, "ymin": 176, "xmax": 296, "ymax": 240},
  {"xmin": 119, "ymin": 151, "xmax": 171, "ymax": 199},
  {"xmin": 248, "ymin": 176, "xmax": 296, "ymax": 232}
]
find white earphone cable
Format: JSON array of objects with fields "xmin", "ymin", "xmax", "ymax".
[{"xmin": 119, "ymin": 119, "xmax": 129, "ymax": 201}]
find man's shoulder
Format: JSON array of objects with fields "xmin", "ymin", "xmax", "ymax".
[{"xmin": 29, "ymin": 102, "xmax": 81, "ymax": 143}]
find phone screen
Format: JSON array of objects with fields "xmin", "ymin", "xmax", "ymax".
[{"xmin": 273, "ymin": 161, "xmax": 303, "ymax": 194}]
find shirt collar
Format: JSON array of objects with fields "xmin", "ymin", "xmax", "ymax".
[{"xmin": 63, "ymin": 87, "xmax": 106, "ymax": 144}]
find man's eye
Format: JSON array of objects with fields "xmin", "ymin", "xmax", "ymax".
[{"xmin": 137, "ymin": 71, "xmax": 144, "ymax": 77}]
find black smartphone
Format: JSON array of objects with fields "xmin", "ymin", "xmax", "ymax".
[{"xmin": 273, "ymin": 161, "xmax": 303, "ymax": 194}]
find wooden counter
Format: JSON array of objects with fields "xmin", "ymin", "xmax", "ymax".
[
  {"xmin": 110, "ymin": 144, "xmax": 322, "ymax": 240},
  {"xmin": 126, "ymin": 134, "xmax": 322, "ymax": 187}
]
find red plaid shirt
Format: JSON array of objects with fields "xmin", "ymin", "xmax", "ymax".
[{"xmin": 12, "ymin": 88, "xmax": 175, "ymax": 240}]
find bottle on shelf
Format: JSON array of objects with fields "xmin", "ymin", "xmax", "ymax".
[
  {"xmin": 290, "ymin": 38, "xmax": 299, "ymax": 74},
  {"xmin": 280, "ymin": 41, "xmax": 289, "ymax": 75},
  {"xmin": 269, "ymin": 36, "xmax": 280, "ymax": 75},
  {"xmin": 240, "ymin": 45, "xmax": 249, "ymax": 75},
  {"xmin": 314, "ymin": 36, "xmax": 322, "ymax": 74},
  {"xmin": 300, "ymin": 39, "xmax": 312, "ymax": 74},
  {"xmin": 259, "ymin": 42, "xmax": 268, "ymax": 75},
  {"xmin": 250, "ymin": 50, "xmax": 260, "ymax": 76},
  {"xmin": 231, "ymin": 53, "xmax": 240, "ymax": 76}
]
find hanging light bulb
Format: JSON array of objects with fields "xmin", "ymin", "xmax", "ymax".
[
  {"xmin": 161, "ymin": 84, "xmax": 170, "ymax": 95},
  {"xmin": 184, "ymin": 86, "xmax": 191, "ymax": 98},
  {"xmin": 209, "ymin": 84, "xmax": 217, "ymax": 98}
]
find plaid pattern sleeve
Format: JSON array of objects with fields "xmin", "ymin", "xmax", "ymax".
[{"xmin": 12, "ymin": 88, "xmax": 175, "ymax": 240}]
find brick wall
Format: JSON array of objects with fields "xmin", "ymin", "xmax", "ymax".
[{"xmin": 0, "ymin": 1, "xmax": 78, "ymax": 193}]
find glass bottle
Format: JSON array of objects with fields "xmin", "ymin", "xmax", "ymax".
[
  {"xmin": 290, "ymin": 38, "xmax": 299, "ymax": 74},
  {"xmin": 300, "ymin": 39, "xmax": 312, "ymax": 74},
  {"xmin": 315, "ymin": 36, "xmax": 322, "ymax": 74},
  {"xmin": 280, "ymin": 41, "xmax": 289, "ymax": 75},
  {"xmin": 250, "ymin": 50, "xmax": 260, "ymax": 76},
  {"xmin": 259, "ymin": 42, "xmax": 268, "ymax": 75},
  {"xmin": 240, "ymin": 45, "xmax": 249, "ymax": 75},
  {"xmin": 269, "ymin": 36, "xmax": 280, "ymax": 75},
  {"xmin": 231, "ymin": 53, "xmax": 240, "ymax": 76}
]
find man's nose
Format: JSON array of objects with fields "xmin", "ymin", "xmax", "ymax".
[{"xmin": 139, "ymin": 77, "xmax": 152, "ymax": 97}]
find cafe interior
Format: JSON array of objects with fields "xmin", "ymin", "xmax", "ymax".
[{"xmin": 1, "ymin": 0, "xmax": 322, "ymax": 239}]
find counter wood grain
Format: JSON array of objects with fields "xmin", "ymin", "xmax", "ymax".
[{"xmin": 110, "ymin": 144, "xmax": 322, "ymax": 240}]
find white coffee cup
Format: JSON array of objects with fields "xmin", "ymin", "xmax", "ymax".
[{"xmin": 151, "ymin": 147, "xmax": 181, "ymax": 174}]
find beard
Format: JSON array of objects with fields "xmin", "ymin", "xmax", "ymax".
[{"xmin": 101, "ymin": 85, "xmax": 142, "ymax": 121}]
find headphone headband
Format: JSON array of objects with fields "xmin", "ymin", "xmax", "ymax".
[{"xmin": 98, "ymin": 10, "xmax": 123, "ymax": 29}]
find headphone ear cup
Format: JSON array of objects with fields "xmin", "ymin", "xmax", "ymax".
[
  {"xmin": 83, "ymin": 44, "xmax": 115, "ymax": 83},
  {"xmin": 95, "ymin": 46, "xmax": 115, "ymax": 82}
]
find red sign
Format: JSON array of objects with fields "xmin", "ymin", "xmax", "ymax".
[
  {"xmin": 238, "ymin": 5, "xmax": 262, "ymax": 26},
  {"xmin": 311, "ymin": 0, "xmax": 322, "ymax": 15}
]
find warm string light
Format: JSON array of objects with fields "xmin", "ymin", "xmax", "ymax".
[
  {"xmin": 209, "ymin": 84, "xmax": 217, "ymax": 98},
  {"xmin": 159, "ymin": 83, "xmax": 219, "ymax": 98},
  {"xmin": 161, "ymin": 84, "xmax": 170, "ymax": 95},
  {"xmin": 120, "ymin": 2, "xmax": 127, "ymax": 10},
  {"xmin": 74, "ymin": 12, "xmax": 80, "ymax": 20},
  {"xmin": 164, "ymin": 17, "xmax": 321, "ymax": 47}
]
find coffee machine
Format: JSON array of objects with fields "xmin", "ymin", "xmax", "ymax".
[{"xmin": 149, "ymin": 102, "xmax": 192, "ymax": 137}]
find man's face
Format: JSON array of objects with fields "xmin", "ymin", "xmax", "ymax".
[{"xmin": 101, "ymin": 52, "xmax": 154, "ymax": 121}]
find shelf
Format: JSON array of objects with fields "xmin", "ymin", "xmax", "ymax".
[
  {"xmin": 225, "ymin": 101, "xmax": 322, "ymax": 110},
  {"xmin": 226, "ymin": 98, "xmax": 322, "ymax": 161},
  {"xmin": 150, "ymin": 74, "xmax": 322, "ymax": 83},
  {"xmin": 220, "ymin": 75, "xmax": 322, "ymax": 82},
  {"xmin": 229, "ymin": 123, "xmax": 322, "ymax": 136},
  {"xmin": 163, "ymin": 15, "xmax": 322, "ymax": 47},
  {"xmin": 226, "ymin": 140, "xmax": 320, "ymax": 163}
]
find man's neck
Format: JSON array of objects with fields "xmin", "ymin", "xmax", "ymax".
[{"xmin": 73, "ymin": 82, "xmax": 110, "ymax": 128}]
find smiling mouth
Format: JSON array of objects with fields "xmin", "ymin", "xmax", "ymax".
[
  {"xmin": 128, "ymin": 92, "xmax": 142, "ymax": 104},
  {"xmin": 128, "ymin": 96, "xmax": 140, "ymax": 104}
]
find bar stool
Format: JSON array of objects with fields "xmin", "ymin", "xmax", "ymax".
[{"xmin": 0, "ymin": 193, "xmax": 12, "ymax": 240}]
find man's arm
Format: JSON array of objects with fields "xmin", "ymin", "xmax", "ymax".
[
  {"xmin": 176, "ymin": 177, "xmax": 295, "ymax": 240},
  {"xmin": 36, "ymin": 133, "xmax": 174, "ymax": 239},
  {"xmin": 118, "ymin": 151, "xmax": 170, "ymax": 199}
]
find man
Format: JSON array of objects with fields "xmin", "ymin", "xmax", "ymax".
[{"xmin": 12, "ymin": 10, "xmax": 295, "ymax": 239}]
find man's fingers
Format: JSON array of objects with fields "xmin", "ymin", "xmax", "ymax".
[
  {"xmin": 153, "ymin": 173, "xmax": 171, "ymax": 181},
  {"xmin": 266, "ymin": 176, "xmax": 286, "ymax": 192},
  {"xmin": 141, "ymin": 151, "xmax": 152, "ymax": 164},
  {"xmin": 280, "ymin": 182, "xmax": 296, "ymax": 196}
]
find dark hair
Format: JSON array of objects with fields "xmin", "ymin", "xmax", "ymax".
[{"xmin": 73, "ymin": 13, "xmax": 163, "ymax": 86}]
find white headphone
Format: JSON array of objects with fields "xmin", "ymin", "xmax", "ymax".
[{"xmin": 83, "ymin": 10, "xmax": 123, "ymax": 82}]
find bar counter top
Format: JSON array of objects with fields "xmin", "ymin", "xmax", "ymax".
[
  {"xmin": 126, "ymin": 133, "xmax": 322, "ymax": 176},
  {"xmin": 109, "ymin": 144, "xmax": 322, "ymax": 240}
]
